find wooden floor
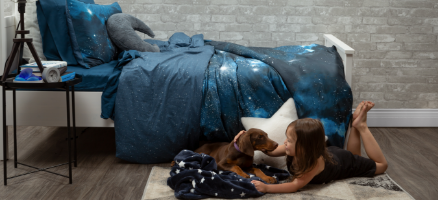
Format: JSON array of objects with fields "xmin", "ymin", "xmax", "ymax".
[{"xmin": 0, "ymin": 126, "xmax": 437, "ymax": 200}]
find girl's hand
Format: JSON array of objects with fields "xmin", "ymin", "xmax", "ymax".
[
  {"xmin": 251, "ymin": 180, "xmax": 268, "ymax": 193},
  {"xmin": 233, "ymin": 130, "xmax": 246, "ymax": 143}
]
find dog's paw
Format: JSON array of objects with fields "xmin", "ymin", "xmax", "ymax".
[
  {"xmin": 170, "ymin": 161, "xmax": 176, "ymax": 167},
  {"xmin": 263, "ymin": 176, "xmax": 277, "ymax": 184}
]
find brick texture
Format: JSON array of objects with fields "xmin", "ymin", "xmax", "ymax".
[{"xmin": 3, "ymin": 0, "xmax": 437, "ymax": 109}]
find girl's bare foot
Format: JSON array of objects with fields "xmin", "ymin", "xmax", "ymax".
[
  {"xmin": 353, "ymin": 101, "xmax": 375, "ymax": 121},
  {"xmin": 352, "ymin": 102, "xmax": 370, "ymax": 130},
  {"xmin": 366, "ymin": 101, "xmax": 375, "ymax": 111},
  {"xmin": 352, "ymin": 101, "xmax": 366, "ymax": 121}
]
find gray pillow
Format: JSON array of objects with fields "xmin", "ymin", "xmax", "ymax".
[{"xmin": 107, "ymin": 13, "xmax": 160, "ymax": 52}]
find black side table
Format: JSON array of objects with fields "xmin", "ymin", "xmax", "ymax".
[{"xmin": 1, "ymin": 75, "xmax": 82, "ymax": 185}]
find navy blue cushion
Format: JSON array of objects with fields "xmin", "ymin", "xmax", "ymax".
[
  {"xmin": 66, "ymin": 0, "xmax": 122, "ymax": 68},
  {"xmin": 36, "ymin": 0, "xmax": 95, "ymax": 65}
]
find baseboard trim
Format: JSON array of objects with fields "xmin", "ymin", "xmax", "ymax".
[{"xmin": 356, "ymin": 109, "xmax": 438, "ymax": 127}]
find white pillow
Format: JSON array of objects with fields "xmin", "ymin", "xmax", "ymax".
[
  {"xmin": 17, "ymin": 2, "xmax": 46, "ymax": 63},
  {"xmin": 241, "ymin": 98, "xmax": 298, "ymax": 170}
]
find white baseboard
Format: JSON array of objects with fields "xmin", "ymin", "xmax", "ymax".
[
  {"xmin": 358, "ymin": 109, "xmax": 438, "ymax": 127},
  {"xmin": 1, "ymin": 109, "xmax": 436, "ymax": 161}
]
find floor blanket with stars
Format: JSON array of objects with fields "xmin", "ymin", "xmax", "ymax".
[{"xmin": 167, "ymin": 150, "xmax": 290, "ymax": 199}]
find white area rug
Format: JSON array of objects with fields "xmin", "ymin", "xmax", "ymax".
[{"xmin": 142, "ymin": 166, "xmax": 414, "ymax": 200}]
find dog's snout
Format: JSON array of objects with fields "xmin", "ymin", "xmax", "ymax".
[{"xmin": 271, "ymin": 142, "xmax": 278, "ymax": 150}]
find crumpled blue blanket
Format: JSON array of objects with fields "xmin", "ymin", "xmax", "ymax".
[
  {"xmin": 113, "ymin": 33, "xmax": 214, "ymax": 163},
  {"xmin": 167, "ymin": 150, "xmax": 290, "ymax": 199}
]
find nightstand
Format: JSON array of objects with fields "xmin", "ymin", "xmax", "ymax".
[{"xmin": 1, "ymin": 75, "xmax": 82, "ymax": 185}]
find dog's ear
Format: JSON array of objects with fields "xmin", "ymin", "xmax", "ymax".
[{"xmin": 238, "ymin": 131, "xmax": 254, "ymax": 157}]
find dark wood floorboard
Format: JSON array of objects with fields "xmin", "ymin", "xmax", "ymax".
[{"xmin": 1, "ymin": 126, "xmax": 437, "ymax": 199}]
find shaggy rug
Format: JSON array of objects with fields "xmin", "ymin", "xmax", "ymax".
[{"xmin": 142, "ymin": 166, "xmax": 414, "ymax": 200}]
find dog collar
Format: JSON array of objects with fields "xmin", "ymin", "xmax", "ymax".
[{"xmin": 234, "ymin": 142, "xmax": 241, "ymax": 153}]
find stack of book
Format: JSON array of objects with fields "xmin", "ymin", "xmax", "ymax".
[{"xmin": 20, "ymin": 61, "xmax": 68, "ymax": 73}]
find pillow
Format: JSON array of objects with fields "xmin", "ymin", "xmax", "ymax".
[
  {"xmin": 36, "ymin": 0, "xmax": 95, "ymax": 65},
  {"xmin": 20, "ymin": 2, "xmax": 46, "ymax": 63},
  {"xmin": 106, "ymin": 13, "xmax": 160, "ymax": 52},
  {"xmin": 241, "ymin": 98, "xmax": 298, "ymax": 170},
  {"xmin": 66, "ymin": 0, "xmax": 122, "ymax": 68}
]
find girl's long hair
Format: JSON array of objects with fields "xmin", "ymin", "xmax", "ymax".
[{"xmin": 286, "ymin": 118, "xmax": 334, "ymax": 179}]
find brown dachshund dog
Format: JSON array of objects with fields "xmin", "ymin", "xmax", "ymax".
[{"xmin": 194, "ymin": 128, "xmax": 279, "ymax": 184}]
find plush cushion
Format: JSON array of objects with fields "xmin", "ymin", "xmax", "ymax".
[
  {"xmin": 21, "ymin": 2, "xmax": 46, "ymax": 63},
  {"xmin": 36, "ymin": 0, "xmax": 95, "ymax": 65},
  {"xmin": 106, "ymin": 13, "xmax": 159, "ymax": 52},
  {"xmin": 241, "ymin": 98, "xmax": 298, "ymax": 170},
  {"xmin": 66, "ymin": 0, "xmax": 122, "ymax": 68}
]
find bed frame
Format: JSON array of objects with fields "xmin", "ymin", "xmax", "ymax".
[{"xmin": 0, "ymin": 13, "xmax": 354, "ymax": 160}]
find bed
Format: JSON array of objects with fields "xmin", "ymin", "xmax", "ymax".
[{"xmin": 0, "ymin": 9, "xmax": 354, "ymax": 161}]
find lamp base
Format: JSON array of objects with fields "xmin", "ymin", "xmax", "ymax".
[{"xmin": 2, "ymin": 1, "xmax": 44, "ymax": 82}]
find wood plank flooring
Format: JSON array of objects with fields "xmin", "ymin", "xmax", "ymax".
[{"xmin": 1, "ymin": 126, "xmax": 437, "ymax": 200}]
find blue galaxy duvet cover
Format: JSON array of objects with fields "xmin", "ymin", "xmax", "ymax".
[{"xmin": 111, "ymin": 33, "xmax": 352, "ymax": 164}]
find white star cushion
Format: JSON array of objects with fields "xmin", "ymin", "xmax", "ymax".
[
  {"xmin": 241, "ymin": 98, "xmax": 298, "ymax": 170},
  {"xmin": 242, "ymin": 98, "xmax": 328, "ymax": 170}
]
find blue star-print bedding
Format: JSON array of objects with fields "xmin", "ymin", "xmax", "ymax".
[
  {"xmin": 200, "ymin": 50, "xmax": 292, "ymax": 142},
  {"xmin": 113, "ymin": 33, "xmax": 214, "ymax": 164},
  {"xmin": 167, "ymin": 150, "xmax": 290, "ymax": 199},
  {"xmin": 107, "ymin": 32, "xmax": 352, "ymax": 164},
  {"xmin": 205, "ymin": 41, "xmax": 352, "ymax": 148}
]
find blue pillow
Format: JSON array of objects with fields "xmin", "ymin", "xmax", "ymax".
[
  {"xmin": 66, "ymin": 0, "xmax": 122, "ymax": 68},
  {"xmin": 37, "ymin": 0, "xmax": 95, "ymax": 65}
]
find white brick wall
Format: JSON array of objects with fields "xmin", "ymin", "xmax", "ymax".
[{"xmin": 3, "ymin": 0, "xmax": 438, "ymax": 109}]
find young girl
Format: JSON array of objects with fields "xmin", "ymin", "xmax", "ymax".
[{"xmin": 234, "ymin": 101, "xmax": 388, "ymax": 193}]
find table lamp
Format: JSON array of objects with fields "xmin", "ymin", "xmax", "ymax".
[{"xmin": 2, "ymin": 0, "xmax": 44, "ymax": 82}]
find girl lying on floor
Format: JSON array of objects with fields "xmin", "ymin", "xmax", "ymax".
[{"xmin": 234, "ymin": 101, "xmax": 388, "ymax": 193}]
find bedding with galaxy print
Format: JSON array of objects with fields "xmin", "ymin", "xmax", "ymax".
[
  {"xmin": 37, "ymin": 0, "xmax": 95, "ymax": 65},
  {"xmin": 205, "ymin": 41, "xmax": 353, "ymax": 148},
  {"xmin": 109, "ymin": 33, "xmax": 351, "ymax": 163},
  {"xmin": 66, "ymin": 0, "xmax": 122, "ymax": 68},
  {"xmin": 167, "ymin": 150, "xmax": 290, "ymax": 199},
  {"xmin": 200, "ymin": 50, "xmax": 292, "ymax": 142}
]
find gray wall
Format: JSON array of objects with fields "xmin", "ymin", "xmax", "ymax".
[{"xmin": 3, "ymin": 0, "xmax": 438, "ymax": 109}]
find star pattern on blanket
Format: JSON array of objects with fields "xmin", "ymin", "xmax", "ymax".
[
  {"xmin": 179, "ymin": 161, "xmax": 186, "ymax": 168},
  {"xmin": 168, "ymin": 150, "xmax": 290, "ymax": 199}
]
